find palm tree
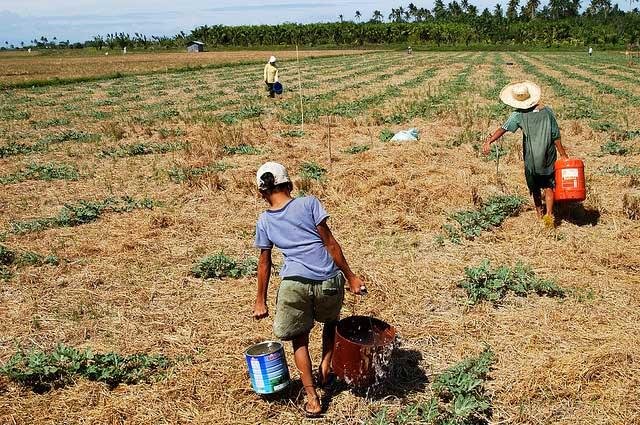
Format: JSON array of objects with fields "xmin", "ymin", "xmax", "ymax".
[
  {"xmin": 339, "ymin": 14, "xmax": 344, "ymax": 23},
  {"xmin": 524, "ymin": 0, "xmax": 541, "ymax": 19},
  {"xmin": 355, "ymin": 10, "xmax": 361, "ymax": 22},
  {"xmin": 371, "ymin": 10, "xmax": 384, "ymax": 22}
]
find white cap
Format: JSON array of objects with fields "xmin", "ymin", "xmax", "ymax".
[
  {"xmin": 256, "ymin": 162, "xmax": 290, "ymax": 189},
  {"xmin": 269, "ymin": 56, "xmax": 276, "ymax": 63}
]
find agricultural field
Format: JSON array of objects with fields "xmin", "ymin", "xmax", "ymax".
[{"xmin": 0, "ymin": 50, "xmax": 639, "ymax": 424}]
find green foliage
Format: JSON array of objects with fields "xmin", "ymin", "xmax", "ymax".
[
  {"xmin": 343, "ymin": 145, "xmax": 370, "ymax": 154},
  {"xmin": 31, "ymin": 118, "xmax": 71, "ymax": 129},
  {"xmin": 459, "ymin": 260, "xmax": 565, "ymax": 305},
  {"xmin": 366, "ymin": 349, "xmax": 494, "ymax": 425},
  {"xmin": 379, "ymin": 129, "xmax": 395, "ymax": 142},
  {"xmin": 11, "ymin": 197, "xmax": 154, "ymax": 234},
  {"xmin": 450, "ymin": 129, "xmax": 483, "ymax": 147},
  {"xmin": 0, "ymin": 141, "xmax": 47, "ymax": 158},
  {"xmin": 167, "ymin": 163, "xmax": 231, "ymax": 183},
  {"xmin": 0, "ymin": 163, "xmax": 79, "ymax": 185},
  {"xmin": 99, "ymin": 142, "xmax": 184, "ymax": 158},
  {"xmin": 220, "ymin": 104, "xmax": 263, "ymax": 124},
  {"xmin": 0, "ymin": 344, "xmax": 170, "ymax": 393},
  {"xmin": 443, "ymin": 195, "xmax": 526, "ymax": 242},
  {"xmin": 300, "ymin": 161, "xmax": 327, "ymax": 181},
  {"xmin": 485, "ymin": 144, "xmax": 508, "ymax": 161},
  {"xmin": 191, "ymin": 251, "xmax": 257, "ymax": 279},
  {"xmin": 222, "ymin": 144, "xmax": 262, "ymax": 155},
  {"xmin": 598, "ymin": 164, "xmax": 640, "ymax": 176},
  {"xmin": 280, "ymin": 130, "xmax": 305, "ymax": 138},
  {"xmin": 590, "ymin": 121, "xmax": 619, "ymax": 132},
  {"xmin": 600, "ymin": 140, "xmax": 629, "ymax": 156},
  {"xmin": 431, "ymin": 348, "xmax": 494, "ymax": 424}
]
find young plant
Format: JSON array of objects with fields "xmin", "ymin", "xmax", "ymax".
[
  {"xmin": 300, "ymin": 162, "xmax": 327, "ymax": 182},
  {"xmin": 443, "ymin": 195, "xmax": 526, "ymax": 242},
  {"xmin": 0, "ymin": 344, "xmax": 170, "ymax": 393},
  {"xmin": 343, "ymin": 145, "xmax": 370, "ymax": 154},
  {"xmin": 459, "ymin": 260, "xmax": 565, "ymax": 305},
  {"xmin": 191, "ymin": 251, "xmax": 257, "ymax": 279}
]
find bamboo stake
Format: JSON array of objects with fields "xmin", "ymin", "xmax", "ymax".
[{"xmin": 296, "ymin": 44, "xmax": 304, "ymax": 133}]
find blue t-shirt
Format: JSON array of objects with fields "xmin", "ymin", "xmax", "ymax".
[{"xmin": 255, "ymin": 196, "xmax": 340, "ymax": 281}]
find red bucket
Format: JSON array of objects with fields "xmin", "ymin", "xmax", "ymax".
[{"xmin": 332, "ymin": 316, "xmax": 396, "ymax": 387}]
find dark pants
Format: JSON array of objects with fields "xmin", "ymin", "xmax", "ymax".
[
  {"xmin": 525, "ymin": 169, "xmax": 555, "ymax": 194},
  {"xmin": 266, "ymin": 82, "xmax": 275, "ymax": 98}
]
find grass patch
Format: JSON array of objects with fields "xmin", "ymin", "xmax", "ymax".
[
  {"xmin": 0, "ymin": 344, "xmax": 170, "ymax": 393},
  {"xmin": 280, "ymin": 130, "xmax": 305, "ymax": 138},
  {"xmin": 459, "ymin": 260, "xmax": 565, "ymax": 305},
  {"xmin": 168, "ymin": 163, "xmax": 231, "ymax": 183},
  {"xmin": 0, "ymin": 163, "xmax": 79, "ymax": 185},
  {"xmin": 598, "ymin": 164, "xmax": 640, "ymax": 176},
  {"xmin": 600, "ymin": 140, "xmax": 630, "ymax": 156},
  {"xmin": 222, "ymin": 144, "xmax": 262, "ymax": 155},
  {"xmin": 99, "ymin": 142, "xmax": 184, "ymax": 158},
  {"xmin": 379, "ymin": 129, "xmax": 395, "ymax": 142},
  {"xmin": 442, "ymin": 195, "xmax": 526, "ymax": 243},
  {"xmin": 10, "ymin": 197, "xmax": 154, "ymax": 234},
  {"xmin": 191, "ymin": 251, "xmax": 257, "ymax": 279},
  {"xmin": 31, "ymin": 118, "xmax": 71, "ymax": 129},
  {"xmin": 0, "ymin": 243, "xmax": 59, "ymax": 281},
  {"xmin": 343, "ymin": 145, "xmax": 370, "ymax": 154}
]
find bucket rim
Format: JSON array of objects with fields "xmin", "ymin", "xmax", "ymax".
[{"xmin": 245, "ymin": 340, "xmax": 284, "ymax": 357}]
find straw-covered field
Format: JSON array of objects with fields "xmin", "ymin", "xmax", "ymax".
[{"xmin": 1, "ymin": 50, "xmax": 639, "ymax": 424}]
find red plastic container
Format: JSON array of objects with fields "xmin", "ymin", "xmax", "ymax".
[
  {"xmin": 554, "ymin": 158, "xmax": 586, "ymax": 202},
  {"xmin": 332, "ymin": 316, "xmax": 396, "ymax": 388}
]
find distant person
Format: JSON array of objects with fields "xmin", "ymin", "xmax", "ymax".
[
  {"xmin": 588, "ymin": 47, "xmax": 593, "ymax": 57},
  {"xmin": 123, "ymin": 46, "xmax": 127, "ymax": 54},
  {"xmin": 407, "ymin": 46, "xmax": 413, "ymax": 55},
  {"xmin": 264, "ymin": 56, "xmax": 279, "ymax": 98},
  {"xmin": 252, "ymin": 162, "xmax": 366, "ymax": 417},
  {"xmin": 483, "ymin": 81, "xmax": 569, "ymax": 225}
]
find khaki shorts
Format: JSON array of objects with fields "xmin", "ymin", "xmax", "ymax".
[{"xmin": 273, "ymin": 273, "xmax": 345, "ymax": 341}]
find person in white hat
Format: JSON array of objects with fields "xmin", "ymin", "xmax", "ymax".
[
  {"xmin": 483, "ymin": 81, "xmax": 569, "ymax": 224},
  {"xmin": 263, "ymin": 56, "xmax": 279, "ymax": 98},
  {"xmin": 252, "ymin": 162, "xmax": 366, "ymax": 417}
]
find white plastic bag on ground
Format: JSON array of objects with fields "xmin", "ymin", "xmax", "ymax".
[{"xmin": 390, "ymin": 128, "xmax": 420, "ymax": 142}]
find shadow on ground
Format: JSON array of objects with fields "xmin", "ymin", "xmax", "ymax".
[{"xmin": 556, "ymin": 203, "xmax": 600, "ymax": 226}]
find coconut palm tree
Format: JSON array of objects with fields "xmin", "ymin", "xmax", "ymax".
[
  {"xmin": 355, "ymin": 10, "xmax": 361, "ymax": 22},
  {"xmin": 371, "ymin": 10, "xmax": 384, "ymax": 22}
]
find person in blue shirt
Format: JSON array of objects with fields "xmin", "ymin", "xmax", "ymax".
[{"xmin": 252, "ymin": 161, "xmax": 366, "ymax": 417}]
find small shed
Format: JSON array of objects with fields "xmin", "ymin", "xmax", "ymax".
[{"xmin": 187, "ymin": 41, "xmax": 204, "ymax": 53}]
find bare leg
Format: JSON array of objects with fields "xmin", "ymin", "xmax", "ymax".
[
  {"xmin": 544, "ymin": 188, "xmax": 555, "ymax": 219},
  {"xmin": 319, "ymin": 321, "xmax": 337, "ymax": 386},
  {"xmin": 531, "ymin": 190, "xmax": 544, "ymax": 218},
  {"xmin": 292, "ymin": 333, "xmax": 321, "ymax": 414}
]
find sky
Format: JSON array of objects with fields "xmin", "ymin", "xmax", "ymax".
[{"xmin": 0, "ymin": 0, "xmax": 634, "ymax": 45}]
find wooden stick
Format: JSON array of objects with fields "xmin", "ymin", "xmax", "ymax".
[{"xmin": 296, "ymin": 44, "xmax": 304, "ymax": 133}]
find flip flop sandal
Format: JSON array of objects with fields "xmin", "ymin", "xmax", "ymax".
[{"xmin": 303, "ymin": 402, "xmax": 324, "ymax": 418}]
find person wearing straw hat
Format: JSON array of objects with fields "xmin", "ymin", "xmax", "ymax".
[
  {"xmin": 252, "ymin": 162, "xmax": 366, "ymax": 417},
  {"xmin": 264, "ymin": 56, "xmax": 279, "ymax": 98},
  {"xmin": 483, "ymin": 81, "xmax": 569, "ymax": 224}
]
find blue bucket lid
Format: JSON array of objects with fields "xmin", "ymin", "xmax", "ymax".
[{"xmin": 273, "ymin": 81, "xmax": 283, "ymax": 94}]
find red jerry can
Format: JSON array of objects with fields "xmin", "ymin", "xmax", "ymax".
[{"xmin": 554, "ymin": 158, "xmax": 586, "ymax": 202}]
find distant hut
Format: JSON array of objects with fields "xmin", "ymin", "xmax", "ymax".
[{"xmin": 187, "ymin": 41, "xmax": 205, "ymax": 53}]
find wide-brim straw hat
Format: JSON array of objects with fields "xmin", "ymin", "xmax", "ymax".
[{"xmin": 499, "ymin": 81, "xmax": 541, "ymax": 109}]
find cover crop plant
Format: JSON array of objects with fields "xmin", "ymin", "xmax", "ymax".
[
  {"xmin": 10, "ymin": 197, "xmax": 154, "ymax": 234},
  {"xmin": 459, "ymin": 260, "xmax": 565, "ymax": 305},
  {"xmin": 191, "ymin": 251, "xmax": 257, "ymax": 279},
  {"xmin": 0, "ymin": 344, "xmax": 170, "ymax": 393},
  {"xmin": 443, "ymin": 195, "xmax": 526, "ymax": 242}
]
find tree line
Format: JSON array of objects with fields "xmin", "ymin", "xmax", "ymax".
[{"xmin": 5, "ymin": 1, "xmax": 640, "ymax": 51}]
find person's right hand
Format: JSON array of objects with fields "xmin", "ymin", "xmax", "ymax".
[
  {"xmin": 347, "ymin": 275, "xmax": 367, "ymax": 296},
  {"xmin": 253, "ymin": 301, "xmax": 269, "ymax": 320},
  {"xmin": 482, "ymin": 139, "xmax": 492, "ymax": 155}
]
